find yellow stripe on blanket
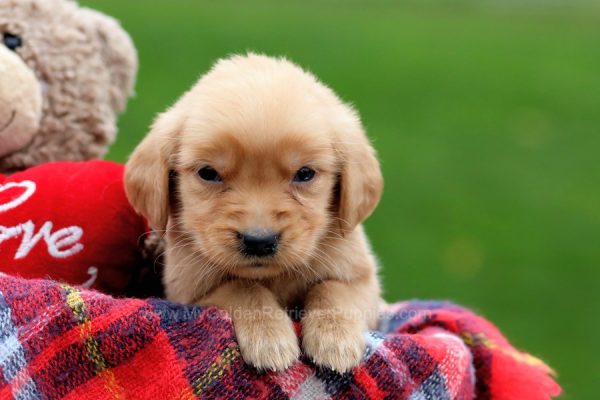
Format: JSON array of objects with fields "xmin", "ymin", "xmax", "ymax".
[
  {"xmin": 461, "ymin": 331, "xmax": 555, "ymax": 375},
  {"xmin": 192, "ymin": 344, "xmax": 240, "ymax": 394},
  {"xmin": 62, "ymin": 284, "xmax": 125, "ymax": 399}
]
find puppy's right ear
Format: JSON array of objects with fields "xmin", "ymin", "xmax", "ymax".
[{"xmin": 125, "ymin": 109, "xmax": 181, "ymax": 231}]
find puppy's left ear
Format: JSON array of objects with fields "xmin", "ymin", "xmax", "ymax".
[{"xmin": 334, "ymin": 107, "xmax": 383, "ymax": 234}]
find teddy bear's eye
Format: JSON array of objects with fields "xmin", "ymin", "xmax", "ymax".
[{"xmin": 3, "ymin": 33, "xmax": 22, "ymax": 51}]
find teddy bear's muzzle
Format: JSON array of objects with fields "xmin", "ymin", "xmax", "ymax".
[{"xmin": 0, "ymin": 45, "xmax": 42, "ymax": 158}]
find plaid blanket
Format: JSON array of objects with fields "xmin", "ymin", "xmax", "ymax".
[{"xmin": 0, "ymin": 274, "xmax": 560, "ymax": 399}]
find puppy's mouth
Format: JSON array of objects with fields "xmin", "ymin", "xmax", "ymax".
[
  {"xmin": 250, "ymin": 261, "xmax": 266, "ymax": 268},
  {"xmin": 243, "ymin": 256, "xmax": 276, "ymax": 268},
  {"xmin": 0, "ymin": 110, "xmax": 16, "ymax": 133},
  {"xmin": 227, "ymin": 257, "xmax": 284, "ymax": 280}
]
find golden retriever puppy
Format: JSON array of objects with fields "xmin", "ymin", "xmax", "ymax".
[{"xmin": 125, "ymin": 53, "xmax": 383, "ymax": 372}]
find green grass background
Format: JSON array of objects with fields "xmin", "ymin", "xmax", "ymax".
[{"xmin": 81, "ymin": 1, "xmax": 600, "ymax": 397}]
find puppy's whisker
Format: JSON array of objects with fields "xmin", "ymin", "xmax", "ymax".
[
  {"xmin": 177, "ymin": 252, "xmax": 227, "ymax": 294},
  {"xmin": 284, "ymin": 247, "xmax": 323, "ymax": 278},
  {"xmin": 321, "ymin": 228, "xmax": 346, "ymax": 241},
  {"xmin": 291, "ymin": 245, "xmax": 340, "ymax": 278},
  {"xmin": 151, "ymin": 229, "xmax": 195, "ymax": 234},
  {"xmin": 314, "ymin": 238, "xmax": 348, "ymax": 254},
  {"xmin": 191, "ymin": 258, "xmax": 221, "ymax": 293},
  {"xmin": 307, "ymin": 251, "xmax": 337, "ymax": 275},
  {"xmin": 157, "ymin": 236, "xmax": 196, "ymax": 259},
  {"xmin": 328, "ymin": 216, "xmax": 356, "ymax": 230},
  {"xmin": 312, "ymin": 245, "xmax": 357, "ymax": 273}
]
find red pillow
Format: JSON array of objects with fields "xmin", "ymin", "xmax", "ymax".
[{"xmin": 0, "ymin": 161, "xmax": 148, "ymax": 294}]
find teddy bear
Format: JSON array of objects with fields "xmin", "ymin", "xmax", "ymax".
[
  {"xmin": 0, "ymin": 0, "xmax": 137, "ymax": 172},
  {"xmin": 0, "ymin": 0, "xmax": 163, "ymax": 296}
]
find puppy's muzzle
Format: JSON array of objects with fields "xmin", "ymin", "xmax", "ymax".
[{"xmin": 239, "ymin": 231, "xmax": 279, "ymax": 258}]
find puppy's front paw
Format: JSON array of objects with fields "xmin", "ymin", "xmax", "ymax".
[
  {"xmin": 234, "ymin": 315, "xmax": 300, "ymax": 372},
  {"xmin": 302, "ymin": 312, "xmax": 365, "ymax": 373}
]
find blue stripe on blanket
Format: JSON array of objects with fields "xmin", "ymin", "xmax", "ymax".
[{"xmin": 0, "ymin": 290, "xmax": 41, "ymax": 400}]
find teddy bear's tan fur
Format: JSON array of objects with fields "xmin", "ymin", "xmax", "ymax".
[{"xmin": 0, "ymin": 0, "xmax": 137, "ymax": 173}]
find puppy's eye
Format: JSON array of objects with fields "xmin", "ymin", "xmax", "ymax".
[
  {"xmin": 3, "ymin": 33, "xmax": 22, "ymax": 51},
  {"xmin": 293, "ymin": 166, "xmax": 316, "ymax": 183},
  {"xmin": 198, "ymin": 166, "xmax": 222, "ymax": 183}
]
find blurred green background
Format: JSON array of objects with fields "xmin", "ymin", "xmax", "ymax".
[{"xmin": 81, "ymin": 1, "xmax": 599, "ymax": 398}]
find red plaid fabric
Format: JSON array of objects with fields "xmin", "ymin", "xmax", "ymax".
[{"xmin": 0, "ymin": 273, "xmax": 560, "ymax": 399}]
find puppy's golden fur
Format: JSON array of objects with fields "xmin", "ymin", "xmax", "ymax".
[{"xmin": 125, "ymin": 54, "xmax": 384, "ymax": 372}]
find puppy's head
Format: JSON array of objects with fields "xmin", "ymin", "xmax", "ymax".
[{"xmin": 125, "ymin": 54, "xmax": 382, "ymax": 279}]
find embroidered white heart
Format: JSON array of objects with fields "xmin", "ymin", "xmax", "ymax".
[{"xmin": 0, "ymin": 180, "xmax": 36, "ymax": 213}]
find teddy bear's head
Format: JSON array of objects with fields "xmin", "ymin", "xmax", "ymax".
[{"xmin": 0, "ymin": 0, "xmax": 137, "ymax": 173}]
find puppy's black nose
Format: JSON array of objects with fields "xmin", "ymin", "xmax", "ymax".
[{"xmin": 240, "ymin": 232, "xmax": 279, "ymax": 257}]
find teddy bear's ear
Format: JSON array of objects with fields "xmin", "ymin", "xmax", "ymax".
[{"xmin": 79, "ymin": 8, "xmax": 138, "ymax": 113}]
